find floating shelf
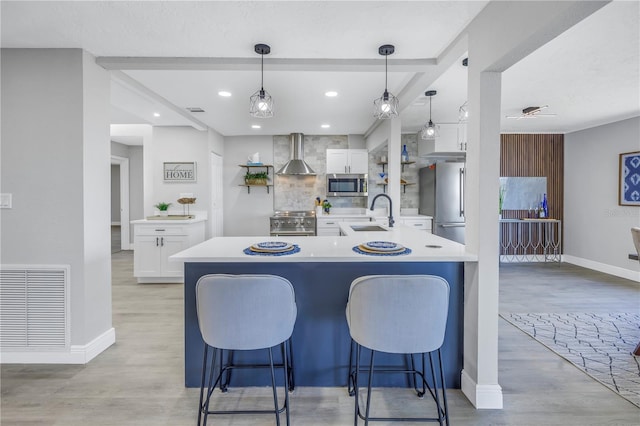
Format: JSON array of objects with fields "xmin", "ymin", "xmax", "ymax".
[
  {"xmin": 239, "ymin": 165, "xmax": 274, "ymax": 194},
  {"xmin": 377, "ymin": 161, "xmax": 415, "ymax": 173},
  {"xmin": 239, "ymin": 164, "xmax": 274, "ymax": 169}
]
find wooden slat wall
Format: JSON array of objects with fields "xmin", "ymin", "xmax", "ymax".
[{"xmin": 500, "ymin": 134, "xmax": 564, "ymax": 254}]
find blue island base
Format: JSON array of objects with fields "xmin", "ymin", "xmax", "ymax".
[{"xmin": 184, "ymin": 261, "xmax": 463, "ymax": 388}]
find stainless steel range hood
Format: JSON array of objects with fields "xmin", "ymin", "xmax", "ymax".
[{"xmin": 276, "ymin": 133, "xmax": 316, "ymax": 175}]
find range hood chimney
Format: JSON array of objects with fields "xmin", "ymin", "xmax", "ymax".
[{"xmin": 276, "ymin": 133, "xmax": 316, "ymax": 175}]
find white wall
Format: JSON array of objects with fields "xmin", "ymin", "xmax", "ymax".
[
  {"xmin": 150, "ymin": 127, "xmax": 210, "ymax": 217},
  {"xmin": 1, "ymin": 48, "xmax": 112, "ymax": 351},
  {"xmin": 564, "ymin": 116, "xmax": 640, "ymax": 280},
  {"xmin": 223, "ymin": 136, "xmax": 274, "ymax": 236}
]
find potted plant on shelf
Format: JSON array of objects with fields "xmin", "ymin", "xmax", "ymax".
[
  {"xmin": 154, "ymin": 202, "xmax": 172, "ymax": 217},
  {"xmin": 245, "ymin": 171, "xmax": 269, "ymax": 186}
]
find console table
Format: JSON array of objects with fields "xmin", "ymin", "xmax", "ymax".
[{"xmin": 499, "ymin": 219, "xmax": 562, "ymax": 263}]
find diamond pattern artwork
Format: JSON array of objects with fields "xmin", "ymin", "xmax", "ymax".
[
  {"xmin": 502, "ymin": 313, "xmax": 640, "ymax": 408},
  {"xmin": 620, "ymin": 151, "xmax": 640, "ymax": 206}
]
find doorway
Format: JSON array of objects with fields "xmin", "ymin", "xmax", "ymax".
[{"xmin": 111, "ymin": 155, "xmax": 130, "ymax": 250}]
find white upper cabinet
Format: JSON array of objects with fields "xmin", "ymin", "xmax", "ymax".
[{"xmin": 326, "ymin": 149, "xmax": 369, "ymax": 174}]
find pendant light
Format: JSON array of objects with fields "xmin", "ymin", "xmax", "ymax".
[
  {"xmin": 373, "ymin": 44, "xmax": 398, "ymax": 119},
  {"xmin": 420, "ymin": 90, "xmax": 440, "ymax": 140},
  {"xmin": 249, "ymin": 43, "xmax": 274, "ymax": 118}
]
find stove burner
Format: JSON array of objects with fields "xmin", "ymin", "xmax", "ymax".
[{"xmin": 270, "ymin": 211, "xmax": 316, "ymax": 236}]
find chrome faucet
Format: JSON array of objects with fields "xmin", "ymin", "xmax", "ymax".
[{"xmin": 370, "ymin": 194, "xmax": 394, "ymax": 227}]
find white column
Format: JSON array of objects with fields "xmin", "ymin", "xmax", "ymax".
[{"xmin": 461, "ymin": 70, "xmax": 503, "ymax": 409}]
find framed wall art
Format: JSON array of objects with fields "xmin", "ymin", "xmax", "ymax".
[
  {"xmin": 619, "ymin": 151, "xmax": 640, "ymax": 206},
  {"xmin": 163, "ymin": 162, "xmax": 197, "ymax": 183}
]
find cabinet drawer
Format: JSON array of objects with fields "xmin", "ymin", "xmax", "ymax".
[
  {"xmin": 135, "ymin": 225, "xmax": 188, "ymax": 236},
  {"xmin": 317, "ymin": 219, "xmax": 341, "ymax": 228},
  {"xmin": 401, "ymin": 219, "xmax": 431, "ymax": 230}
]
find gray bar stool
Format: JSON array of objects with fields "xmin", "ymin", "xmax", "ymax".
[
  {"xmin": 346, "ymin": 275, "xmax": 450, "ymax": 425},
  {"xmin": 195, "ymin": 274, "xmax": 297, "ymax": 426}
]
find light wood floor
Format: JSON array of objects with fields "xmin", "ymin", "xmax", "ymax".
[{"xmin": 1, "ymin": 253, "xmax": 639, "ymax": 425}]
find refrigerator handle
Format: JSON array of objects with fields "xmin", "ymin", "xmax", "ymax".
[{"xmin": 459, "ymin": 167, "xmax": 465, "ymax": 217}]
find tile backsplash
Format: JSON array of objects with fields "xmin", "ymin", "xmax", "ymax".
[
  {"xmin": 273, "ymin": 133, "xmax": 428, "ymax": 212},
  {"xmin": 273, "ymin": 135, "xmax": 366, "ymax": 211}
]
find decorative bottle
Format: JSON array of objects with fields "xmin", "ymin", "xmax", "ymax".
[
  {"xmin": 401, "ymin": 144, "xmax": 409, "ymax": 163},
  {"xmin": 542, "ymin": 193, "xmax": 548, "ymax": 218}
]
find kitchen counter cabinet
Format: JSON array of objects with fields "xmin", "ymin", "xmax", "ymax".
[
  {"xmin": 132, "ymin": 218, "xmax": 206, "ymax": 283},
  {"xmin": 317, "ymin": 216, "xmax": 368, "ymax": 236}
]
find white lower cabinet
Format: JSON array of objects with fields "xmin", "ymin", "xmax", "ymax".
[
  {"xmin": 398, "ymin": 217, "xmax": 432, "ymax": 232},
  {"xmin": 317, "ymin": 217, "xmax": 342, "ymax": 236},
  {"xmin": 133, "ymin": 221, "xmax": 205, "ymax": 283}
]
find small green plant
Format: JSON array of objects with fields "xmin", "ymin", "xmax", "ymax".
[
  {"xmin": 322, "ymin": 200, "xmax": 332, "ymax": 212},
  {"xmin": 154, "ymin": 202, "xmax": 172, "ymax": 211},
  {"xmin": 245, "ymin": 171, "xmax": 269, "ymax": 185}
]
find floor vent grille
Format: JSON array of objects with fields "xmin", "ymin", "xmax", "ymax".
[{"xmin": 0, "ymin": 266, "xmax": 69, "ymax": 349}]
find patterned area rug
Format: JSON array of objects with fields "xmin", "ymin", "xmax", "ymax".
[{"xmin": 501, "ymin": 313, "xmax": 640, "ymax": 408}]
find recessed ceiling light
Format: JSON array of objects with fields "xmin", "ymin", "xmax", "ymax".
[
  {"xmin": 218, "ymin": 91, "xmax": 232, "ymax": 97},
  {"xmin": 251, "ymin": 124, "xmax": 261, "ymax": 129},
  {"xmin": 321, "ymin": 124, "xmax": 330, "ymax": 129},
  {"xmin": 325, "ymin": 91, "xmax": 338, "ymax": 97},
  {"xmin": 153, "ymin": 112, "xmax": 160, "ymax": 117}
]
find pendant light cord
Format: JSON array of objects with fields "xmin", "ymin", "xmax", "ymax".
[
  {"xmin": 385, "ymin": 54, "xmax": 388, "ymax": 91},
  {"xmin": 260, "ymin": 52, "xmax": 264, "ymax": 91}
]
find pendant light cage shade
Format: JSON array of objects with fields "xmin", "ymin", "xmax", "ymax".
[
  {"xmin": 458, "ymin": 101, "xmax": 469, "ymax": 123},
  {"xmin": 373, "ymin": 90, "xmax": 399, "ymax": 119},
  {"xmin": 373, "ymin": 44, "xmax": 399, "ymax": 120},
  {"xmin": 420, "ymin": 90, "xmax": 440, "ymax": 140},
  {"xmin": 250, "ymin": 43, "xmax": 274, "ymax": 118},
  {"xmin": 420, "ymin": 120, "xmax": 440, "ymax": 140},
  {"xmin": 250, "ymin": 89, "xmax": 274, "ymax": 118}
]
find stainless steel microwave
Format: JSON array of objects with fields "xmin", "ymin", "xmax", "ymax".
[{"xmin": 326, "ymin": 174, "xmax": 368, "ymax": 197}]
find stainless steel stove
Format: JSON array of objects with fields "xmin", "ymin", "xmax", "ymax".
[{"xmin": 270, "ymin": 210, "xmax": 316, "ymax": 236}]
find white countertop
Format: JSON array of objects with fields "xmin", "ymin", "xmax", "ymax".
[
  {"xmin": 131, "ymin": 217, "xmax": 207, "ymax": 225},
  {"xmin": 317, "ymin": 213, "xmax": 432, "ymax": 220},
  {"xmin": 170, "ymin": 223, "xmax": 476, "ymax": 263}
]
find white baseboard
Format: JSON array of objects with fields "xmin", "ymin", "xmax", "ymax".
[
  {"xmin": 562, "ymin": 255, "xmax": 640, "ymax": 283},
  {"xmin": 461, "ymin": 369, "xmax": 503, "ymax": 409},
  {"xmin": 1, "ymin": 327, "xmax": 115, "ymax": 364}
]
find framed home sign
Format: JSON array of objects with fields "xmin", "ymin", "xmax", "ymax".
[
  {"xmin": 164, "ymin": 162, "xmax": 197, "ymax": 183},
  {"xmin": 619, "ymin": 151, "xmax": 640, "ymax": 206}
]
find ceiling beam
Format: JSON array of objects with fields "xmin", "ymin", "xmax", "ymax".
[
  {"xmin": 96, "ymin": 56, "xmax": 436, "ymax": 72},
  {"xmin": 111, "ymin": 71, "xmax": 209, "ymax": 131}
]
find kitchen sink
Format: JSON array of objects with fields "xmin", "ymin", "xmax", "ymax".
[{"xmin": 350, "ymin": 225, "xmax": 388, "ymax": 232}]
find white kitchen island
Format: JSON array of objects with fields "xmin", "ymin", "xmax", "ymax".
[{"xmin": 171, "ymin": 225, "xmax": 476, "ymax": 388}]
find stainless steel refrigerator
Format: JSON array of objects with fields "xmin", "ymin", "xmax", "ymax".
[{"xmin": 419, "ymin": 163, "xmax": 465, "ymax": 244}]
